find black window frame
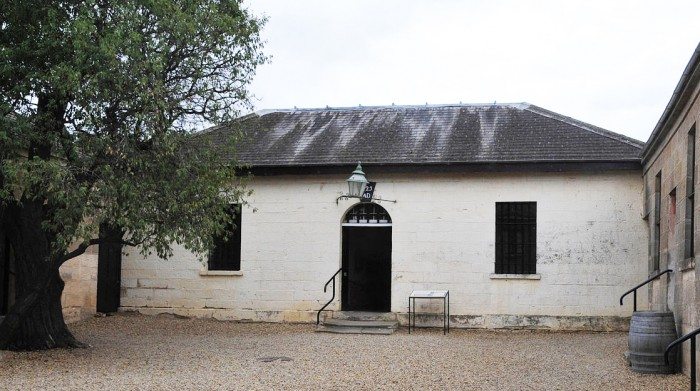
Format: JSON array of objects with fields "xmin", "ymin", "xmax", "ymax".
[
  {"xmin": 495, "ymin": 202, "xmax": 537, "ymax": 275},
  {"xmin": 208, "ymin": 203, "xmax": 242, "ymax": 271}
]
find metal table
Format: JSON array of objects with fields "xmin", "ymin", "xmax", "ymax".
[{"xmin": 408, "ymin": 290, "xmax": 449, "ymax": 334}]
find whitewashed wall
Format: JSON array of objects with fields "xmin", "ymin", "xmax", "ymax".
[{"xmin": 121, "ymin": 170, "xmax": 647, "ymax": 330}]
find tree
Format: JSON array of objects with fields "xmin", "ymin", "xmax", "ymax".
[{"xmin": 0, "ymin": 0, "xmax": 266, "ymax": 350}]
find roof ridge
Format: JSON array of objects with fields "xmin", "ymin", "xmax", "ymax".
[
  {"xmin": 523, "ymin": 105, "xmax": 644, "ymax": 150},
  {"xmin": 253, "ymin": 102, "xmax": 531, "ymax": 115}
]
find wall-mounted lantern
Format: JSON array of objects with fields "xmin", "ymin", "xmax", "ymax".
[
  {"xmin": 336, "ymin": 162, "xmax": 396, "ymax": 204},
  {"xmin": 347, "ymin": 163, "xmax": 369, "ymax": 198}
]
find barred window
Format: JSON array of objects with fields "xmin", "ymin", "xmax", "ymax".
[
  {"xmin": 209, "ymin": 204, "xmax": 242, "ymax": 271},
  {"xmin": 495, "ymin": 202, "xmax": 537, "ymax": 274},
  {"xmin": 344, "ymin": 203, "xmax": 391, "ymax": 224}
]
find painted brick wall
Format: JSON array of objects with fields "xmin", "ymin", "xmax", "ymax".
[{"xmin": 121, "ymin": 170, "xmax": 646, "ymax": 330}]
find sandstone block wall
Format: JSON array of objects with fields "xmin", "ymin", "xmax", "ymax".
[
  {"xmin": 59, "ymin": 246, "xmax": 98, "ymax": 323},
  {"xmin": 644, "ymin": 75, "xmax": 700, "ymax": 376}
]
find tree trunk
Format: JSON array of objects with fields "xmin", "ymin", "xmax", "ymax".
[
  {"xmin": 0, "ymin": 92, "xmax": 81, "ymax": 350},
  {"xmin": 0, "ymin": 202, "xmax": 84, "ymax": 351}
]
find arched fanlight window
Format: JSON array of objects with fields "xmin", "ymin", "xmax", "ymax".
[{"xmin": 344, "ymin": 203, "xmax": 392, "ymax": 224}]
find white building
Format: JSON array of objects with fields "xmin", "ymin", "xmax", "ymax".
[{"xmin": 112, "ymin": 103, "xmax": 647, "ymax": 330}]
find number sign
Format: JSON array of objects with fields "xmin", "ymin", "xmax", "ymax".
[{"xmin": 361, "ymin": 182, "xmax": 376, "ymax": 202}]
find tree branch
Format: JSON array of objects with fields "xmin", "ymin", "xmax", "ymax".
[{"xmin": 59, "ymin": 237, "xmax": 143, "ymax": 265}]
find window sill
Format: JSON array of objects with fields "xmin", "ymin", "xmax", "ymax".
[
  {"xmin": 681, "ymin": 257, "xmax": 695, "ymax": 272},
  {"xmin": 199, "ymin": 269, "xmax": 243, "ymax": 277},
  {"xmin": 489, "ymin": 273, "xmax": 541, "ymax": 280}
]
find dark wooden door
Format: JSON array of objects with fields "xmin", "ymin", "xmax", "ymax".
[
  {"xmin": 0, "ymin": 235, "xmax": 15, "ymax": 316},
  {"xmin": 341, "ymin": 226, "xmax": 391, "ymax": 312},
  {"xmin": 0, "ymin": 234, "xmax": 9, "ymax": 316},
  {"xmin": 96, "ymin": 226, "xmax": 123, "ymax": 313}
]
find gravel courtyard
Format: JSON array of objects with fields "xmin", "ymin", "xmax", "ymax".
[{"xmin": 0, "ymin": 313, "xmax": 689, "ymax": 390}]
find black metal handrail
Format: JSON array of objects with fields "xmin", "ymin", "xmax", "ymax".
[
  {"xmin": 665, "ymin": 326, "xmax": 700, "ymax": 391},
  {"xmin": 316, "ymin": 268, "xmax": 342, "ymax": 325},
  {"xmin": 619, "ymin": 269, "xmax": 672, "ymax": 311}
]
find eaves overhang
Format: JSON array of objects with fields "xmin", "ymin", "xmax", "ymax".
[
  {"xmin": 244, "ymin": 160, "xmax": 642, "ymax": 176},
  {"xmin": 642, "ymin": 42, "xmax": 700, "ymax": 165}
]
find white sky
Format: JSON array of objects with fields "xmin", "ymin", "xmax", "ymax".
[{"xmin": 245, "ymin": 0, "xmax": 700, "ymax": 142}]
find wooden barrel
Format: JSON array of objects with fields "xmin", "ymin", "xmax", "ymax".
[{"xmin": 628, "ymin": 311, "xmax": 678, "ymax": 374}]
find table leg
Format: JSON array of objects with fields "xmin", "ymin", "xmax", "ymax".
[
  {"xmin": 412, "ymin": 298, "xmax": 415, "ymax": 331},
  {"xmin": 447, "ymin": 292, "xmax": 450, "ymax": 333},
  {"xmin": 443, "ymin": 296, "xmax": 446, "ymax": 335}
]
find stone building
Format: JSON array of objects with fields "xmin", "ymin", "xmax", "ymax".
[
  {"xmin": 113, "ymin": 103, "xmax": 648, "ymax": 330},
  {"xmin": 642, "ymin": 42, "xmax": 700, "ymax": 376}
]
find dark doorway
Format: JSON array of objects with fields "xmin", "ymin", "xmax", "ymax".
[
  {"xmin": 0, "ymin": 235, "xmax": 16, "ymax": 316},
  {"xmin": 341, "ymin": 203, "xmax": 392, "ymax": 312},
  {"xmin": 96, "ymin": 225, "xmax": 123, "ymax": 313},
  {"xmin": 342, "ymin": 227, "xmax": 392, "ymax": 312}
]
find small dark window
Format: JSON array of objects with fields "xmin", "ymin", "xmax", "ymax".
[
  {"xmin": 209, "ymin": 204, "xmax": 242, "ymax": 271},
  {"xmin": 495, "ymin": 202, "xmax": 536, "ymax": 274},
  {"xmin": 670, "ymin": 189, "xmax": 677, "ymax": 236},
  {"xmin": 686, "ymin": 126, "xmax": 696, "ymax": 259}
]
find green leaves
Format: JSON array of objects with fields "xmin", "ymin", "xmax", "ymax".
[{"xmin": 1, "ymin": 0, "xmax": 266, "ymax": 260}]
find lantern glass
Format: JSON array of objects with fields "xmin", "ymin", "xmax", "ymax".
[{"xmin": 347, "ymin": 163, "xmax": 368, "ymax": 198}]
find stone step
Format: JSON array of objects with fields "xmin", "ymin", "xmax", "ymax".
[
  {"xmin": 316, "ymin": 318, "xmax": 399, "ymax": 335},
  {"xmin": 324, "ymin": 318, "xmax": 398, "ymax": 328},
  {"xmin": 330, "ymin": 311, "xmax": 397, "ymax": 322},
  {"xmin": 316, "ymin": 325, "xmax": 396, "ymax": 335}
]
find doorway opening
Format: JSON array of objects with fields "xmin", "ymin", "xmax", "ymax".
[
  {"xmin": 0, "ymin": 236, "xmax": 16, "ymax": 316},
  {"xmin": 341, "ymin": 203, "xmax": 392, "ymax": 312},
  {"xmin": 97, "ymin": 225, "xmax": 123, "ymax": 313}
]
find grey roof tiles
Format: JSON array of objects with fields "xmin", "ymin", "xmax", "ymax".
[{"xmin": 203, "ymin": 103, "xmax": 643, "ymax": 167}]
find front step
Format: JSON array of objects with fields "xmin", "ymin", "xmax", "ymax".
[
  {"xmin": 330, "ymin": 311, "xmax": 397, "ymax": 322},
  {"xmin": 316, "ymin": 312, "xmax": 398, "ymax": 335}
]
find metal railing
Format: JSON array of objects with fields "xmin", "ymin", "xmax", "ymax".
[
  {"xmin": 316, "ymin": 268, "xmax": 342, "ymax": 325},
  {"xmin": 619, "ymin": 269, "xmax": 672, "ymax": 311},
  {"xmin": 665, "ymin": 326, "xmax": 700, "ymax": 391}
]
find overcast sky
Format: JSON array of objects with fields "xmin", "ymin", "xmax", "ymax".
[{"xmin": 245, "ymin": 0, "xmax": 699, "ymax": 142}]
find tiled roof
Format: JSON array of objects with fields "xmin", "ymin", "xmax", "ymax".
[
  {"xmin": 203, "ymin": 103, "xmax": 643, "ymax": 167},
  {"xmin": 642, "ymin": 42, "xmax": 700, "ymax": 163}
]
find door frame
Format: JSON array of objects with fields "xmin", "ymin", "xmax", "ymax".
[{"xmin": 339, "ymin": 202, "xmax": 393, "ymax": 312}]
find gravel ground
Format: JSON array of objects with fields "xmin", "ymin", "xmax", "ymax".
[{"xmin": 0, "ymin": 313, "xmax": 689, "ymax": 390}]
